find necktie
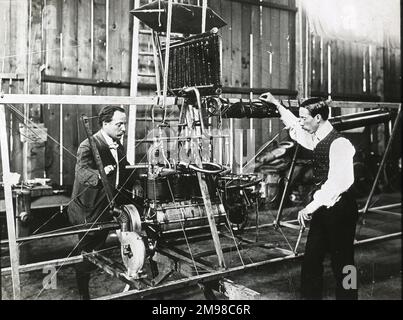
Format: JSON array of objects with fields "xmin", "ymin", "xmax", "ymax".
[{"xmin": 109, "ymin": 141, "xmax": 119, "ymax": 187}]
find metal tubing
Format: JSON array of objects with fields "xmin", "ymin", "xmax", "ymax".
[
  {"xmin": 331, "ymin": 111, "xmax": 392, "ymax": 131},
  {"xmin": 159, "ymin": 214, "xmax": 223, "ymax": 225},
  {"xmin": 330, "ymin": 108, "xmax": 385, "ymax": 120},
  {"xmin": 161, "ymin": 222, "xmax": 226, "ymax": 235}
]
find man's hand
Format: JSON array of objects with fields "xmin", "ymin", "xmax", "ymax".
[
  {"xmin": 259, "ymin": 92, "xmax": 280, "ymax": 107},
  {"xmin": 104, "ymin": 165, "xmax": 116, "ymax": 175},
  {"xmin": 298, "ymin": 208, "xmax": 312, "ymax": 228}
]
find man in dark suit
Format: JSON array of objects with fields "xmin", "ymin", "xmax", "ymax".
[{"xmin": 67, "ymin": 105, "xmax": 140, "ymax": 300}]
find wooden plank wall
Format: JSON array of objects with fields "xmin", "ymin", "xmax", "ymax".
[
  {"xmin": 309, "ymin": 37, "xmax": 400, "ymax": 103},
  {"xmin": 309, "ymin": 35, "xmax": 401, "ymax": 155},
  {"xmin": 0, "ymin": 0, "xmax": 400, "ymax": 186},
  {"xmin": 41, "ymin": 0, "xmax": 136, "ymax": 186}
]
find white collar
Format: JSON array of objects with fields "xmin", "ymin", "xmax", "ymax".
[
  {"xmin": 100, "ymin": 129, "xmax": 117, "ymax": 146},
  {"xmin": 314, "ymin": 121, "xmax": 333, "ymax": 141}
]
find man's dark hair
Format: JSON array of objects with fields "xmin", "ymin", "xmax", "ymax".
[
  {"xmin": 98, "ymin": 105, "xmax": 126, "ymax": 127},
  {"xmin": 300, "ymin": 97, "xmax": 329, "ymax": 120}
]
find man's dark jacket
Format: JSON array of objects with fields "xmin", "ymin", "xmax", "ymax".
[{"xmin": 67, "ymin": 130, "xmax": 137, "ymax": 225}]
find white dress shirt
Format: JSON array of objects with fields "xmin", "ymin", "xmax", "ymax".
[
  {"xmin": 101, "ymin": 129, "xmax": 120, "ymax": 187},
  {"xmin": 279, "ymin": 108, "xmax": 356, "ymax": 214}
]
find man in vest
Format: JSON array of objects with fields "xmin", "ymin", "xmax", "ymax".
[{"xmin": 259, "ymin": 92, "xmax": 358, "ymax": 300}]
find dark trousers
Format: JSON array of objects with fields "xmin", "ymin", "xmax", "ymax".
[
  {"xmin": 74, "ymin": 230, "xmax": 109, "ymax": 299},
  {"xmin": 301, "ymin": 191, "xmax": 359, "ymax": 300}
]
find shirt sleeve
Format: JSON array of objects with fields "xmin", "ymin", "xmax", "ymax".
[
  {"xmin": 279, "ymin": 107, "xmax": 316, "ymax": 150},
  {"xmin": 305, "ymin": 137, "xmax": 356, "ymax": 213}
]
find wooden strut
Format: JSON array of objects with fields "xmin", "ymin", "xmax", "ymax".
[
  {"xmin": 0, "ymin": 104, "xmax": 21, "ymax": 300},
  {"xmin": 0, "ymin": 94, "xmax": 182, "ymax": 106},
  {"xmin": 0, "ymin": 94, "xmax": 400, "ymax": 110},
  {"xmin": 184, "ymin": 103, "xmax": 227, "ymax": 269},
  {"xmin": 274, "ymin": 144, "xmax": 300, "ymax": 228}
]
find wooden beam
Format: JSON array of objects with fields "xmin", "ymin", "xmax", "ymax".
[
  {"xmin": 0, "ymin": 94, "xmax": 182, "ymax": 106},
  {"xmin": 219, "ymin": 278, "xmax": 261, "ymax": 300},
  {"xmin": 354, "ymin": 232, "xmax": 401, "ymax": 246},
  {"xmin": 0, "ymin": 104, "xmax": 21, "ymax": 300},
  {"xmin": 196, "ymin": 159, "xmax": 226, "ymax": 269},
  {"xmin": 127, "ymin": 0, "xmax": 141, "ymax": 165}
]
